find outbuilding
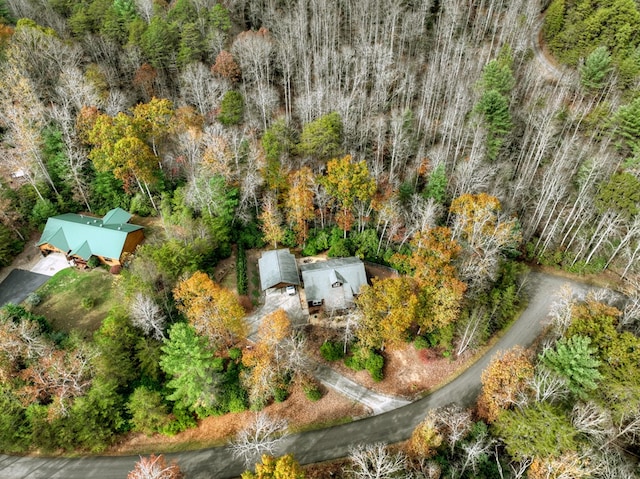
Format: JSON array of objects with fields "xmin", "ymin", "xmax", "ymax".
[{"xmin": 258, "ymin": 249, "xmax": 301, "ymax": 291}]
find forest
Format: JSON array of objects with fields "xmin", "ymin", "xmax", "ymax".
[{"xmin": 0, "ymin": 0, "xmax": 640, "ymax": 477}]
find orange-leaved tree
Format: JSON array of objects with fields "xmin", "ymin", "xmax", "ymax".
[
  {"xmin": 173, "ymin": 271, "xmax": 247, "ymax": 348},
  {"xmin": 477, "ymin": 346, "xmax": 534, "ymax": 423},
  {"xmin": 242, "ymin": 309, "xmax": 298, "ymax": 407},
  {"xmin": 393, "ymin": 227, "xmax": 467, "ymax": 335}
]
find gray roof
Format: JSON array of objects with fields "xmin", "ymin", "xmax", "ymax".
[
  {"xmin": 258, "ymin": 249, "xmax": 300, "ymax": 290},
  {"xmin": 300, "ymin": 257, "xmax": 367, "ymax": 309}
]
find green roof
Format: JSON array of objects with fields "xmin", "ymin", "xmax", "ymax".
[
  {"xmin": 41, "ymin": 226, "xmax": 70, "ymax": 252},
  {"xmin": 102, "ymin": 207, "xmax": 132, "ymax": 225},
  {"xmin": 70, "ymin": 240, "xmax": 93, "ymax": 260},
  {"xmin": 37, "ymin": 208, "xmax": 143, "ymax": 260}
]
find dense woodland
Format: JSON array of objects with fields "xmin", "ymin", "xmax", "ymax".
[{"xmin": 0, "ymin": 0, "xmax": 640, "ymax": 477}]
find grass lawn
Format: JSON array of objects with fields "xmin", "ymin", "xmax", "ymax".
[{"xmin": 33, "ymin": 267, "xmax": 120, "ymax": 337}]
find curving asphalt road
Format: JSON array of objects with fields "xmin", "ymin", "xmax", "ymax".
[{"xmin": 0, "ymin": 271, "xmax": 596, "ymax": 479}]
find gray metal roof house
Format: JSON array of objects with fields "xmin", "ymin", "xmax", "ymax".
[
  {"xmin": 300, "ymin": 257, "xmax": 367, "ymax": 310},
  {"xmin": 258, "ymin": 249, "xmax": 301, "ymax": 290}
]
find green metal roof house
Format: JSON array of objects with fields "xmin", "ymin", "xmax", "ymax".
[{"xmin": 37, "ymin": 208, "xmax": 144, "ymax": 267}]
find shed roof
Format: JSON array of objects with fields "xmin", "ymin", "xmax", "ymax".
[
  {"xmin": 258, "ymin": 249, "xmax": 300, "ymax": 290},
  {"xmin": 37, "ymin": 208, "xmax": 143, "ymax": 260},
  {"xmin": 300, "ymin": 257, "xmax": 367, "ymax": 309}
]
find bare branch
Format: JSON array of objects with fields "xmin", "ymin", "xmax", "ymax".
[
  {"xmin": 346, "ymin": 443, "xmax": 408, "ymax": 479},
  {"xmin": 129, "ymin": 292, "xmax": 166, "ymax": 340},
  {"xmin": 228, "ymin": 412, "xmax": 288, "ymax": 468}
]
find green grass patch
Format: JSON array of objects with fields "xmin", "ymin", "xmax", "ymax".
[{"xmin": 33, "ymin": 268, "xmax": 119, "ymax": 337}]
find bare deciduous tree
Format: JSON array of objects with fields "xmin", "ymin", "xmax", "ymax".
[
  {"xmin": 527, "ymin": 365, "xmax": 569, "ymax": 404},
  {"xmin": 458, "ymin": 428, "xmax": 494, "ymax": 478},
  {"xmin": 129, "ymin": 292, "xmax": 166, "ymax": 340},
  {"xmin": 128, "ymin": 454, "xmax": 183, "ymax": 479},
  {"xmin": 571, "ymin": 401, "xmax": 614, "ymax": 445},
  {"xmin": 548, "ymin": 285, "xmax": 577, "ymax": 337},
  {"xmin": 228, "ymin": 412, "xmax": 288, "ymax": 468},
  {"xmin": 437, "ymin": 405, "xmax": 473, "ymax": 454},
  {"xmin": 346, "ymin": 443, "xmax": 407, "ymax": 479}
]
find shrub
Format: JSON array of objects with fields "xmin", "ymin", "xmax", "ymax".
[
  {"xmin": 87, "ymin": 256, "xmax": 101, "ymax": 269},
  {"xmin": 430, "ymin": 324, "xmax": 455, "ymax": 350},
  {"xmin": 161, "ymin": 407, "xmax": 197, "ymax": 436},
  {"xmin": 281, "ymin": 228, "xmax": 297, "ymax": 248},
  {"xmin": 414, "ymin": 336, "xmax": 430, "ymax": 350},
  {"xmin": 564, "ymin": 258, "xmax": 606, "ymax": 275},
  {"xmin": 228, "ymin": 347, "xmax": 242, "ymax": 361},
  {"xmin": 129, "ymin": 192, "xmax": 154, "ymax": 217},
  {"xmin": 345, "ymin": 347, "xmax": 385, "ymax": 381},
  {"xmin": 0, "ymin": 223, "xmax": 24, "ymax": 267},
  {"xmin": 227, "ymin": 395, "xmax": 248, "ymax": 413},
  {"xmin": 304, "ymin": 384, "xmax": 323, "ymax": 401},
  {"xmin": 81, "ymin": 296, "xmax": 95, "ymax": 310},
  {"xmin": 30, "ymin": 198, "xmax": 58, "ymax": 228},
  {"xmin": 25, "ymin": 292, "xmax": 41, "ymax": 308},
  {"xmin": 302, "ymin": 228, "xmax": 331, "ymax": 256},
  {"xmin": 320, "ymin": 340, "xmax": 344, "ymax": 361},
  {"xmin": 236, "ymin": 245, "xmax": 248, "ymax": 295},
  {"xmin": 234, "ymin": 221, "xmax": 266, "ymax": 249},
  {"xmin": 274, "ymin": 386, "xmax": 289, "ymax": 403},
  {"xmin": 344, "ymin": 349, "xmax": 365, "ymax": 371},
  {"xmin": 127, "ymin": 387, "xmax": 171, "ymax": 436},
  {"xmin": 365, "ymin": 351, "xmax": 384, "ymax": 382}
]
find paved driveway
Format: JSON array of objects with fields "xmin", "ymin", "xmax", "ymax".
[
  {"xmin": 0, "ymin": 269, "xmax": 50, "ymax": 307},
  {"xmin": 0, "ymin": 253, "xmax": 69, "ymax": 308},
  {"xmin": 246, "ymin": 287, "xmax": 306, "ymax": 339}
]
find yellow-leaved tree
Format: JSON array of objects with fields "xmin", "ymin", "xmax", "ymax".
[
  {"xmin": 321, "ymin": 154, "xmax": 376, "ymax": 236},
  {"xmin": 355, "ymin": 277, "xmax": 418, "ymax": 350},
  {"xmin": 392, "ymin": 227, "xmax": 467, "ymax": 336},
  {"xmin": 285, "ymin": 167, "xmax": 315, "ymax": 245},
  {"xmin": 242, "ymin": 309, "xmax": 296, "ymax": 407},
  {"xmin": 241, "ymin": 454, "xmax": 305, "ymax": 479}
]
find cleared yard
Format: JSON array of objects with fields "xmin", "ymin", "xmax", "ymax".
[{"xmin": 32, "ymin": 267, "xmax": 120, "ymax": 336}]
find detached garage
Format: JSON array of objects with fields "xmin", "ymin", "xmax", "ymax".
[{"xmin": 258, "ymin": 249, "xmax": 300, "ymax": 291}]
